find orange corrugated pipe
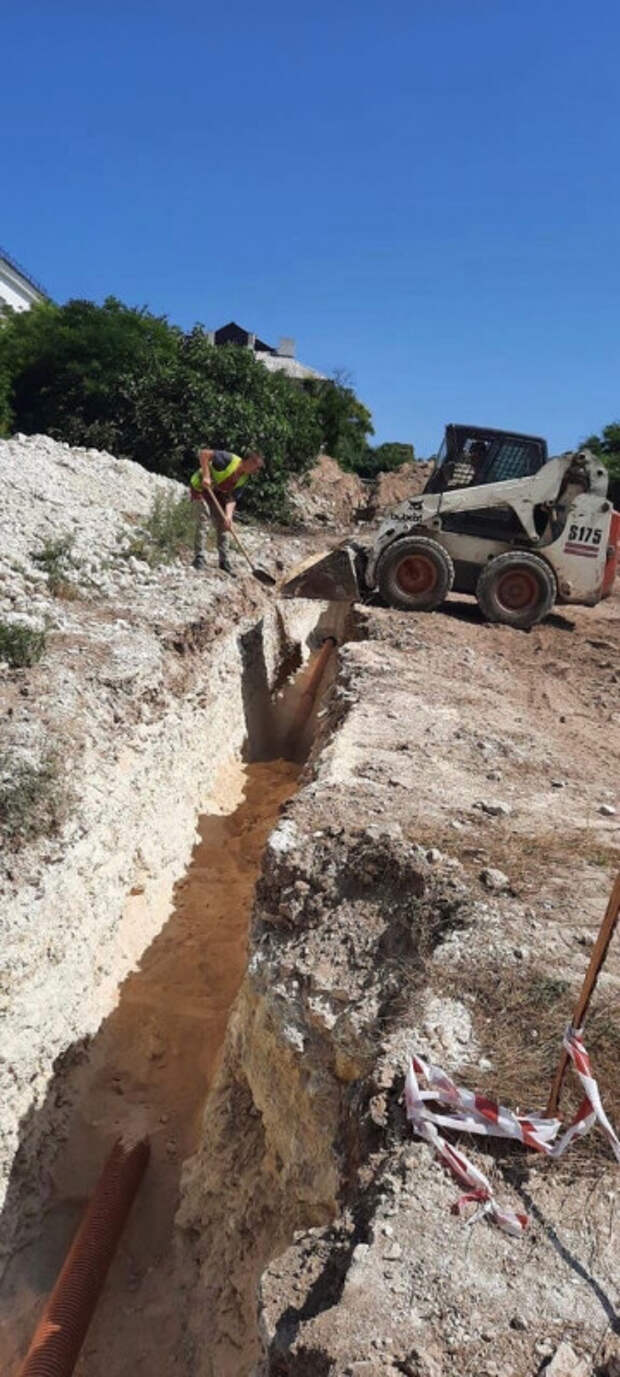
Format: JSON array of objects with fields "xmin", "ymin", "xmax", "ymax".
[
  {"xmin": 283, "ymin": 636, "xmax": 337, "ymax": 760},
  {"xmin": 16, "ymin": 1135, "xmax": 150, "ymax": 1377},
  {"xmin": 301, "ymin": 636, "xmax": 337, "ymax": 702}
]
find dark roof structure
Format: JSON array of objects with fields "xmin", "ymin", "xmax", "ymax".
[{"xmin": 214, "ymin": 321, "xmax": 274, "ymax": 353}]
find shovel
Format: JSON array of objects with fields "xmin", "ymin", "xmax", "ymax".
[{"xmin": 204, "ymin": 489, "xmax": 276, "ymax": 586}]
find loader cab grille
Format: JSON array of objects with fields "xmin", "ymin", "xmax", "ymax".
[
  {"xmin": 428, "ymin": 426, "xmax": 547, "ymax": 492},
  {"xmin": 480, "ymin": 439, "xmax": 544, "ymax": 484},
  {"xmin": 426, "ymin": 425, "xmax": 549, "ymax": 541}
]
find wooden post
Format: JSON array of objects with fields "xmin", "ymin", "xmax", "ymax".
[{"xmin": 546, "ymin": 871, "xmax": 620, "ymax": 1118}]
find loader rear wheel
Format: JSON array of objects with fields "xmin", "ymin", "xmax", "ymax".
[
  {"xmin": 376, "ymin": 536, "xmax": 454, "ymax": 612},
  {"xmin": 476, "ymin": 552, "xmax": 556, "ymax": 629}
]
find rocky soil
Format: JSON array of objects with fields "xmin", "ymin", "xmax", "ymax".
[
  {"xmin": 372, "ymin": 460, "xmax": 434, "ymax": 512},
  {"xmin": 288, "ymin": 455, "xmax": 368, "ymax": 527},
  {"xmin": 0, "ymin": 433, "xmax": 324, "ymax": 1253},
  {"xmin": 1, "ymin": 433, "xmax": 618, "ymax": 1377},
  {"xmin": 180, "ymin": 595, "xmax": 619, "ymax": 1377}
]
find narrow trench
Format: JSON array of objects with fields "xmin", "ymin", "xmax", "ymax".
[{"xmin": 0, "ymin": 625, "xmax": 341, "ymax": 1377}]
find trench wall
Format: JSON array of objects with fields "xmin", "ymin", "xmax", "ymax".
[{"xmin": 0, "ymin": 600, "xmax": 327, "ymax": 1254}]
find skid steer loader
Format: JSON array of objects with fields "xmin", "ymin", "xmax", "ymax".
[{"xmin": 281, "ymin": 424, "xmax": 619, "ymax": 629}]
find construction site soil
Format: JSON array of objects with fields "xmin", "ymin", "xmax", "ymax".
[
  {"xmin": 1, "ymin": 436, "xmax": 618, "ymax": 1377},
  {"xmin": 1, "ymin": 757, "xmax": 300, "ymax": 1373}
]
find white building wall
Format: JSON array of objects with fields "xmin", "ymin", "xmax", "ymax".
[
  {"xmin": 0, "ymin": 258, "xmax": 44, "ymax": 313},
  {"xmin": 255, "ymin": 351, "xmax": 325, "ymax": 381}
]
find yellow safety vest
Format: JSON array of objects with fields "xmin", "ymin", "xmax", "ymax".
[{"xmin": 190, "ymin": 454, "xmax": 249, "ymax": 495}]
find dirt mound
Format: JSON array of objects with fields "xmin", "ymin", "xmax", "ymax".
[
  {"xmin": 374, "ymin": 458, "xmax": 434, "ymax": 509},
  {"xmin": 288, "ymin": 455, "xmax": 435, "ymax": 528},
  {"xmin": 288, "ymin": 454, "xmax": 366, "ymax": 527}
]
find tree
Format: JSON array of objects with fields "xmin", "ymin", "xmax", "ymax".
[
  {"xmin": 122, "ymin": 331, "xmax": 323, "ymax": 516},
  {"xmin": 353, "ymin": 441, "xmax": 415, "ymax": 480},
  {"xmin": 583, "ymin": 423, "xmax": 620, "ymax": 480},
  {"xmin": 0, "ymin": 297, "xmax": 179, "ymax": 451},
  {"xmin": 582, "ymin": 423, "xmax": 620, "ymax": 506},
  {"xmin": 0, "ymin": 299, "xmax": 328, "ymax": 518},
  {"xmin": 0, "ymin": 309, "xmax": 13, "ymax": 435},
  {"xmin": 304, "ymin": 377, "xmax": 374, "ymax": 471}
]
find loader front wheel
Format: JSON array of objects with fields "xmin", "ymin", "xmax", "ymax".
[
  {"xmin": 376, "ymin": 536, "xmax": 454, "ymax": 611},
  {"xmin": 476, "ymin": 552, "xmax": 556, "ymax": 629}
]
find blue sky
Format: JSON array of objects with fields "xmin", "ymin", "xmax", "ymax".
[{"xmin": 3, "ymin": 0, "xmax": 619, "ymax": 456}]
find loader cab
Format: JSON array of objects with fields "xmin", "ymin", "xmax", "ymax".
[
  {"xmin": 425, "ymin": 425, "xmax": 549, "ymax": 542},
  {"xmin": 428, "ymin": 425, "xmax": 548, "ymax": 492}
]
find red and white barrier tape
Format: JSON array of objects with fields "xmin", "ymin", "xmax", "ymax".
[{"xmin": 405, "ymin": 1026, "xmax": 620, "ymax": 1237}]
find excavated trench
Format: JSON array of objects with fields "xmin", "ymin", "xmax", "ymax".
[{"xmin": 0, "ymin": 602, "xmax": 354, "ymax": 1377}]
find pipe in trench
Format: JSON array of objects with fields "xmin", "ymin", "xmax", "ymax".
[
  {"xmin": 284, "ymin": 636, "xmax": 337, "ymax": 754},
  {"xmin": 16, "ymin": 1136, "xmax": 150, "ymax": 1377},
  {"xmin": 301, "ymin": 636, "xmax": 337, "ymax": 702}
]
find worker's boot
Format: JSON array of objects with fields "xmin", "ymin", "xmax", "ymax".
[
  {"xmin": 219, "ymin": 553, "xmax": 236, "ymax": 577},
  {"xmin": 193, "ymin": 554, "xmax": 207, "ymax": 571}
]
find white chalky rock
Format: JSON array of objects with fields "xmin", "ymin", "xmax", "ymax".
[
  {"xmin": 269, "ymin": 818, "xmax": 299, "ymax": 855},
  {"xmin": 545, "ymin": 1342, "xmax": 589, "ymax": 1377},
  {"xmin": 480, "ymin": 866, "xmax": 510, "ymax": 892}
]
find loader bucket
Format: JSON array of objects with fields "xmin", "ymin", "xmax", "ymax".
[{"xmin": 279, "ymin": 543, "xmax": 362, "ymax": 602}]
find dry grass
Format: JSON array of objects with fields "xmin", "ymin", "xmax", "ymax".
[
  {"xmin": 407, "ymin": 820, "xmax": 619, "ymax": 895},
  {"xmin": 0, "ymin": 750, "xmax": 72, "ymax": 848},
  {"xmin": 486, "ymin": 827, "xmax": 619, "ymax": 892},
  {"xmin": 434, "ymin": 958, "xmax": 620, "ymax": 1175}
]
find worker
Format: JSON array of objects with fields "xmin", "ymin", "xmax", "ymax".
[
  {"xmin": 190, "ymin": 448, "xmax": 265, "ymax": 575},
  {"xmin": 442, "ymin": 439, "xmax": 488, "ymax": 490}
]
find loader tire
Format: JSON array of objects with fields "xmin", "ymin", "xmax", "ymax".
[
  {"xmin": 376, "ymin": 536, "xmax": 454, "ymax": 612},
  {"xmin": 476, "ymin": 552, "xmax": 556, "ymax": 629}
]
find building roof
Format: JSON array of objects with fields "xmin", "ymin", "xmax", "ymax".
[
  {"xmin": 214, "ymin": 321, "xmax": 274, "ymax": 352},
  {"xmin": 0, "ymin": 247, "xmax": 48, "ymax": 300},
  {"xmin": 213, "ymin": 320, "xmax": 325, "ymax": 380}
]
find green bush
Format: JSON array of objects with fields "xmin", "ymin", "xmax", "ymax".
[
  {"xmin": 0, "ymin": 299, "xmax": 395, "ymax": 520},
  {"xmin": 125, "ymin": 492, "xmax": 198, "ymax": 564},
  {"xmin": 0, "ymin": 297, "xmax": 179, "ymax": 449},
  {"xmin": 354, "ymin": 442, "xmax": 415, "ymax": 480},
  {"xmin": 303, "ymin": 374, "xmax": 374, "ymax": 473},
  {"xmin": 530, "ymin": 975, "xmax": 570, "ymax": 1005},
  {"xmin": 0, "ymin": 619, "xmax": 46, "ymax": 667},
  {"xmin": 31, "ymin": 533, "xmax": 80, "ymax": 597},
  {"xmin": 0, "ymin": 307, "xmax": 14, "ymax": 434},
  {"xmin": 0, "ymin": 751, "xmax": 69, "ymax": 847},
  {"xmin": 582, "ymin": 423, "xmax": 620, "ymax": 506}
]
